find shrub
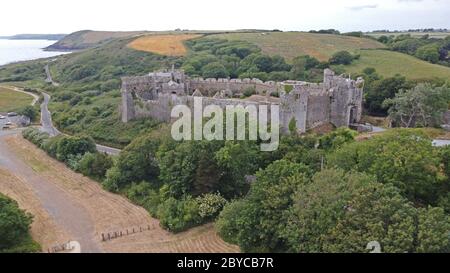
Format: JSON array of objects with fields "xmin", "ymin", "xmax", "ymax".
[
  {"xmin": 195, "ymin": 193, "xmax": 227, "ymax": 220},
  {"xmin": 18, "ymin": 105, "xmax": 38, "ymax": 122},
  {"xmin": 243, "ymin": 87, "xmax": 256, "ymax": 97},
  {"xmin": 329, "ymin": 51, "xmax": 355, "ymax": 65},
  {"xmin": 157, "ymin": 196, "xmax": 202, "ymax": 232},
  {"xmin": 77, "ymin": 152, "xmax": 113, "ymax": 180},
  {"xmin": 0, "ymin": 193, "xmax": 39, "ymax": 253},
  {"xmin": 126, "ymin": 182, "xmax": 161, "ymax": 216},
  {"xmin": 55, "ymin": 135, "xmax": 96, "ymax": 162}
]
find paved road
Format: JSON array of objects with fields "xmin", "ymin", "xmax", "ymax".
[
  {"xmin": 40, "ymin": 92, "xmax": 121, "ymax": 155},
  {"xmin": 44, "ymin": 64, "xmax": 59, "ymax": 87}
]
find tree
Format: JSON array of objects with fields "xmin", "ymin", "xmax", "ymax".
[
  {"xmin": 77, "ymin": 152, "xmax": 113, "ymax": 180},
  {"xmin": 416, "ymin": 44, "xmax": 440, "ymax": 63},
  {"xmin": 215, "ymin": 141, "xmax": 262, "ymax": 198},
  {"xmin": 157, "ymin": 140, "xmax": 224, "ymax": 198},
  {"xmin": 329, "ymin": 51, "xmax": 354, "ymax": 65},
  {"xmin": 327, "ymin": 130, "xmax": 447, "ymax": 206},
  {"xmin": 290, "ymin": 55, "xmax": 320, "ymax": 81},
  {"xmin": 252, "ymin": 55, "xmax": 273, "ymax": 72},
  {"xmin": 56, "ymin": 135, "xmax": 96, "ymax": 162},
  {"xmin": 201, "ymin": 62, "xmax": 229, "ymax": 78},
  {"xmin": 103, "ymin": 129, "xmax": 167, "ymax": 191},
  {"xmin": 283, "ymin": 169, "xmax": 450, "ymax": 253},
  {"xmin": 364, "ymin": 75, "xmax": 413, "ymax": 116},
  {"xmin": 383, "ymin": 83, "xmax": 450, "ymax": 128},
  {"xmin": 216, "ymin": 160, "xmax": 311, "ymax": 252},
  {"xmin": 0, "ymin": 194, "xmax": 38, "ymax": 252},
  {"xmin": 18, "ymin": 105, "xmax": 37, "ymax": 121}
]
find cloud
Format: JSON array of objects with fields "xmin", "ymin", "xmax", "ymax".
[{"xmin": 347, "ymin": 4, "xmax": 379, "ymax": 11}]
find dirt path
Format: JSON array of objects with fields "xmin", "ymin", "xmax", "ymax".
[{"xmin": 0, "ymin": 132, "xmax": 239, "ymax": 253}]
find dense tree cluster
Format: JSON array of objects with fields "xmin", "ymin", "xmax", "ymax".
[{"xmin": 217, "ymin": 130, "xmax": 450, "ymax": 253}]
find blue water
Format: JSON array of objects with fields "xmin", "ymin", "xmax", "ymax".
[{"xmin": 0, "ymin": 39, "xmax": 69, "ymax": 66}]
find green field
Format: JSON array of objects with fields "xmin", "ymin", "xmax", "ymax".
[
  {"xmin": 210, "ymin": 32, "xmax": 385, "ymax": 62},
  {"xmin": 0, "ymin": 86, "xmax": 33, "ymax": 112},
  {"xmin": 342, "ymin": 49, "xmax": 450, "ymax": 80}
]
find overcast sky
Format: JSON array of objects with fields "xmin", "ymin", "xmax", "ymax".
[{"xmin": 1, "ymin": 0, "xmax": 449, "ymax": 35}]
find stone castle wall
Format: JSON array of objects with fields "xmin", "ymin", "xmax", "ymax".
[{"xmin": 120, "ymin": 69, "xmax": 364, "ymax": 134}]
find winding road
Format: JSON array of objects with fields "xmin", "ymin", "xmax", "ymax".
[{"xmin": 40, "ymin": 92, "xmax": 121, "ymax": 155}]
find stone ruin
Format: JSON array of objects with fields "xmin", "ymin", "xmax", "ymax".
[{"xmin": 120, "ymin": 68, "xmax": 364, "ymax": 134}]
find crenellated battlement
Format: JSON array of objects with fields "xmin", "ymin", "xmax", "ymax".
[{"xmin": 120, "ymin": 68, "xmax": 364, "ymax": 134}]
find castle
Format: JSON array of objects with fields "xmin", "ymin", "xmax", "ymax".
[{"xmin": 120, "ymin": 68, "xmax": 364, "ymax": 134}]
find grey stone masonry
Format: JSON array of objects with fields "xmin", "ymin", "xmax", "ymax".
[{"xmin": 120, "ymin": 68, "xmax": 364, "ymax": 134}]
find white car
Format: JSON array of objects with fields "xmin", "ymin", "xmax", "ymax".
[
  {"xmin": 5, "ymin": 121, "xmax": 12, "ymax": 125},
  {"xmin": 0, "ymin": 115, "xmax": 5, "ymax": 119}
]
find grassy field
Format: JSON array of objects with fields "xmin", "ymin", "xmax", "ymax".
[
  {"xmin": 210, "ymin": 32, "xmax": 385, "ymax": 61},
  {"xmin": 128, "ymin": 34, "xmax": 202, "ymax": 56},
  {"xmin": 0, "ymin": 86, "xmax": 33, "ymax": 112},
  {"xmin": 367, "ymin": 32, "xmax": 450, "ymax": 39},
  {"xmin": 342, "ymin": 49, "xmax": 450, "ymax": 80}
]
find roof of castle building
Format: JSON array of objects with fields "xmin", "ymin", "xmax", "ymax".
[{"xmin": 192, "ymin": 89, "xmax": 203, "ymax": 97}]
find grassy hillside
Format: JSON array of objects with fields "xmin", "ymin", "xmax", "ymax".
[
  {"xmin": 45, "ymin": 30, "xmax": 147, "ymax": 51},
  {"xmin": 342, "ymin": 49, "xmax": 450, "ymax": 80},
  {"xmin": 210, "ymin": 32, "xmax": 385, "ymax": 61},
  {"xmin": 0, "ymin": 86, "xmax": 33, "ymax": 112}
]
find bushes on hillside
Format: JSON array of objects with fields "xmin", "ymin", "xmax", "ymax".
[
  {"xmin": 22, "ymin": 128, "xmax": 111, "ymax": 181},
  {"xmin": 329, "ymin": 50, "xmax": 359, "ymax": 65},
  {"xmin": 0, "ymin": 194, "xmax": 40, "ymax": 253},
  {"xmin": 77, "ymin": 152, "xmax": 113, "ymax": 180}
]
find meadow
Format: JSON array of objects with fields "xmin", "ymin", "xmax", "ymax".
[
  {"xmin": 342, "ymin": 49, "xmax": 450, "ymax": 80},
  {"xmin": 0, "ymin": 86, "xmax": 33, "ymax": 112}
]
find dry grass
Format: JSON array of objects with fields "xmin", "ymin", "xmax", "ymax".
[
  {"xmin": 0, "ymin": 168, "xmax": 70, "ymax": 251},
  {"xmin": 128, "ymin": 34, "xmax": 202, "ymax": 56},
  {"xmin": 2, "ymin": 135, "xmax": 239, "ymax": 253}
]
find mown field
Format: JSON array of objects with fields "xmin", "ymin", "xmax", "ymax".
[
  {"xmin": 127, "ymin": 34, "xmax": 202, "ymax": 56},
  {"xmin": 342, "ymin": 49, "xmax": 450, "ymax": 80},
  {"xmin": 210, "ymin": 32, "xmax": 385, "ymax": 61},
  {"xmin": 0, "ymin": 86, "xmax": 33, "ymax": 112}
]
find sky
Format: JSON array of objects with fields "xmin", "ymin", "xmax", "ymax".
[{"xmin": 0, "ymin": 0, "xmax": 449, "ymax": 35}]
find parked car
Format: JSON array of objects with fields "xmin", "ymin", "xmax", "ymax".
[
  {"xmin": 5, "ymin": 121, "xmax": 12, "ymax": 125},
  {"xmin": 7, "ymin": 112, "xmax": 17, "ymax": 117},
  {"xmin": 0, "ymin": 115, "xmax": 5, "ymax": 119}
]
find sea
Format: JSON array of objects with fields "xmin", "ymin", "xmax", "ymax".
[{"xmin": 0, "ymin": 39, "xmax": 69, "ymax": 66}]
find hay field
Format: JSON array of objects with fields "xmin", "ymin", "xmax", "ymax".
[{"xmin": 128, "ymin": 34, "xmax": 202, "ymax": 56}]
